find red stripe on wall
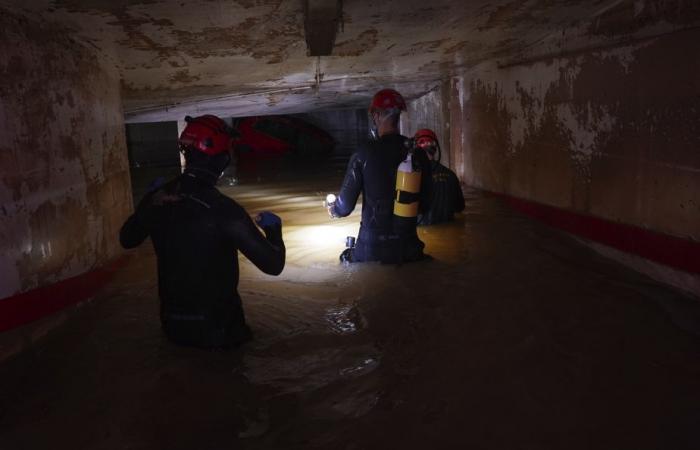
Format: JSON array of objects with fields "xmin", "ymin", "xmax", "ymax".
[
  {"xmin": 0, "ymin": 257, "xmax": 128, "ymax": 333},
  {"xmin": 492, "ymin": 193, "xmax": 700, "ymax": 275}
]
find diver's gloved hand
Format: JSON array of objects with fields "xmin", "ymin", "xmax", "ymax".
[
  {"xmin": 255, "ymin": 211, "xmax": 282, "ymax": 229},
  {"xmin": 146, "ymin": 176, "xmax": 166, "ymax": 193},
  {"xmin": 255, "ymin": 211, "xmax": 282, "ymax": 243}
]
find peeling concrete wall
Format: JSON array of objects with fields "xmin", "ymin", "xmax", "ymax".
[
  {"xmin": 0, "ymin": 9, "xmax": 131, "ymax": 300},
  {"xmin": 405, "ymin": 21, "xmax": 700, "ymax": 294},
  {"xmin": 456, "ymin": 28, "xmax": 700, "ymax": 243}
]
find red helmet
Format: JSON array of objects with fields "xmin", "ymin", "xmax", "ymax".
[
  {"xmin": 414, "ymin": 128, "xmax": 438, "ymax": 148},
  {"xmin": 369, "ymin": 89, "xmax": 407, "ymax": 113},
  {"xmin": 178, "ymin": 115, "xmax": 234, "ymax": 156}
]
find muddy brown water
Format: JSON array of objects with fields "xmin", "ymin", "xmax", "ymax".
[{"xmin": 1, "ymin": 174, "xmax": 700, "ymax": 450}]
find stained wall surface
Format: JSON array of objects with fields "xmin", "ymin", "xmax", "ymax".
[
  {"xmin": 0, "ymin": 9, "xmax": 132, "ymax": 300},
  {"xmin": 404, "ymin": 12, "xmax": 700, "ymax": 294},
  {"xmin": 401, "ymin": 81, "xmax": 452, "ymax": 167},
  {"xmin": 456, "ymin": 30, "xmax": 700, "ymax": 243}
]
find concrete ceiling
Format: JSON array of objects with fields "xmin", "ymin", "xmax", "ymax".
[{"xmin": 2, "ymin": 0, "xmax": 693, "ymax": 122}]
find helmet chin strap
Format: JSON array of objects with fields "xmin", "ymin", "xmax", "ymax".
[
  {"xmin": 369, "ymin": 127, "xmax": 379, "ymax": 140},
  {"xmin": 368, "ymin": 112, "xmax": 379, "ymax": 140}
]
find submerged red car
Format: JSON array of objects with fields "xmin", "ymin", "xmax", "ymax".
[{"xmin": 232, "ymin": 115, "xmax": 335, "ymax": 161}]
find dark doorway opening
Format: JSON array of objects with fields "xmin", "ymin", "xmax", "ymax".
[{"xmin": 125, "ymin": 121, "xmax": 181, "ymax": 204}]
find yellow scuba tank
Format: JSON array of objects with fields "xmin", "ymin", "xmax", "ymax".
[{"xmin": 394, "ymin": 152, "xmax": 422, "ymax": 218}]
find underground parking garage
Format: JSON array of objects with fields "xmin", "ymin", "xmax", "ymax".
[{"xmin": 1, "ymin": 0, "xmax": 699, "ymax": 448}]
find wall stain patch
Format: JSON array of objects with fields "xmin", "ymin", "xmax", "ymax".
[
  {"xmin": 438, "ymin": 21, "xmax": 700, "ymax": 240},
  {"xmin": 169, "ymin": 69, "xmax": 201, "ymax": 84},
  {"xmin": 0, "ymin": 6, "xmax": 131, "ymax": 299},
  {"xmin": 333, "ymin": 29, "xmax": 378, "ymax": 57}
]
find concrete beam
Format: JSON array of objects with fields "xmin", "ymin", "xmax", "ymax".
[{"xmin": 304, "ymin": 0, "xmax": 342, "ymax": 56}]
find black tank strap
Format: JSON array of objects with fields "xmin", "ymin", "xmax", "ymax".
[{"xmin": 396, "ymin": 190, "xmax": 420, "ymax": 204}]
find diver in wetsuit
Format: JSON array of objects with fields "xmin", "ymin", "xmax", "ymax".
[
  {"xmin": 327, "ymin": 89, "xmax": 432, "ymax": 263},
  {"xmin": 414, "ymin": 129, "xmax": 465, "ymax": 225},
  {"xmin": 120, "ymin": 115, "xmax": 285, "ymax": 348}
]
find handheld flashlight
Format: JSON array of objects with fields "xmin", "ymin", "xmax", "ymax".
[{"xmin": 325, "ymin": 193, "xmax": 339, "ymax": 218}]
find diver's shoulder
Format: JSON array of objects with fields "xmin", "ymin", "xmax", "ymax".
[
  {"xmin": 211, "ymin": 190, "xmax": 248, "ymax": 217},
  {"xmin": 350, "ymin": 142, "xmax": 372, "ymax": 162},
  {"xmin": 439, "ymin": 162, "xmax": 458, "ymax": 176},
  {"xmin": 356, "ymin": 140, "xmax": 373, "ymax": 154},
  {"xmin": 211, "ymin": 189, "xmax": 240, "ymax": 207}
]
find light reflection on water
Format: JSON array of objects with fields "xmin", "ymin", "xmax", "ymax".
[
  {"xmin": 339, "ymin": 357, "xmax": 379, "ymax": 377},
  {"xmin": 219, "ymin": 177, "xmax": 468, "ymax": 419},
  {"xmin": 325, "ymin": 304, "xmax": 366, "ymax": 334}
]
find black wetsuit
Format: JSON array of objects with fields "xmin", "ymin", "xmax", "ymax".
[
  {"xmin": 331, "ymin": 133, "xmax": 431, "ymax": 263},
  {"xmin": 120, "ymin": 171, "xmax": 285, "ymax": 348},
  {"xmin": 418, "ymin": 161, "xmax": 465, "ymax": 225}
]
